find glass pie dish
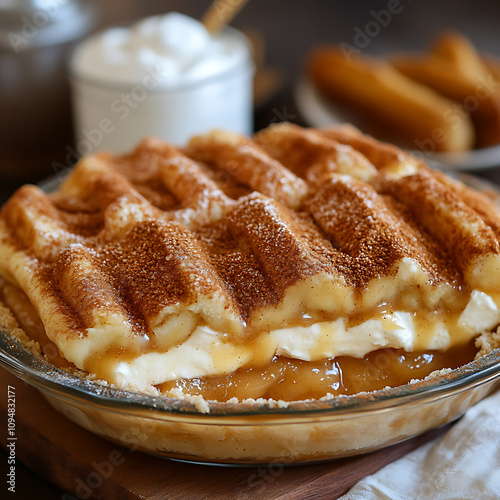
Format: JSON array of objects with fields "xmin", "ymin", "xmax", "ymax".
[
  {"xmin": 0, "ymin": 322, "xmax": 499, "ymax": 465},
  {"xmin": 2, "ymin": 161, "xmax": 500, "ymax": 465}
]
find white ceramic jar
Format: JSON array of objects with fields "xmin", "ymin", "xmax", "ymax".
[{"xmin": 69, "ymin": 13, "xmax": 254, "ymax": 154}]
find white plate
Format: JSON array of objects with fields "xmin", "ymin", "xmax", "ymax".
[{"xmin": 295, "ymin": 79, "xmax": 500, "ymax": 171}]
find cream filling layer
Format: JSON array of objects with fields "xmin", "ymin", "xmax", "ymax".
[{"xmin": 103, "ymin": 290, "xmax": 500, "ymax": 388}]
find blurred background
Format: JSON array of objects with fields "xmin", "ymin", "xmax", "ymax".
[
  {"xmin": 0, "ymin": 0, "xmax": 500, "ymax": 497},
  {"xmin": 1, "ymin": 0, "xmax": 500, "ymax": 196}
]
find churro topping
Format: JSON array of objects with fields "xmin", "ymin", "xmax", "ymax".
[{"xmin": 1, "ymin": 123, "xmax": 500, "ymax": 398}]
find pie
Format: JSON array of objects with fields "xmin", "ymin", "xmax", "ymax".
[{"xmin": 1, "ymin": 123, "xmax": 500, "ymax": 405}]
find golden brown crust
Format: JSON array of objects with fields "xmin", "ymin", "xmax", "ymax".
[
  {"xmin": 254, "ymin": 122, "xmax": 378, "ymax": 183},
  {"xmin": 315, "ymin": 124, "xmax": 420, "ymax": 172}
]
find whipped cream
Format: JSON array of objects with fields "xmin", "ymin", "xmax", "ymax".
[
  {"xmin": 69, "ymin": 12, "xmax": 253, "ymax": 151},
  {"xmin": 71, "ymin": 13, "xmax": 250, "ymax": 87},
  {"xmin": 107, "ymin": 290, "xmax": 500, "ymax": 389}
]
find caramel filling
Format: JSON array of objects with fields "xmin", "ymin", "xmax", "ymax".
[
  {"xmin": 0, "ymin": 278, "xmax": 479, "ymax": 401},
  {"xmin": 158, "ymin": 343, "xmax": 477, "ymax": 402}
]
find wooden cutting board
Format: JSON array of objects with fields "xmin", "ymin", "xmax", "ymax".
[{"xmin": 0, "ymin": 367, "xmax": 452, "ymax": 499}]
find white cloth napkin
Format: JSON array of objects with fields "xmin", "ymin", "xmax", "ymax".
[{"xmin": 340, "ymin": 388, "xmax": 500, "ymax": 500}]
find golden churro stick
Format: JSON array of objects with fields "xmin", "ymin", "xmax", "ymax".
[
  {"xmin": 431, "ymin": 32, "xmax": 487, "ymax": 79},
  {"xmin": 308, "ymin": 47, "xmax": 474, "ymax": 153},
  {"xmin": 482, "ymin": 55, "xmax": 500, "ymax": 83},
  {"xmin": 392, "ymin": 34, "xmax": 500, "ymax": 148}
]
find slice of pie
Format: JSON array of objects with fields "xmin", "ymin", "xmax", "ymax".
[{"xmin": 1, "ymin": 123, "xmax": 499, "ymax": 403}]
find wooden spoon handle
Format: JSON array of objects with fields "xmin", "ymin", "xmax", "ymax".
[{"xmin": 201, "ymin": 0, "xmax": 250, "ymax": 34}]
